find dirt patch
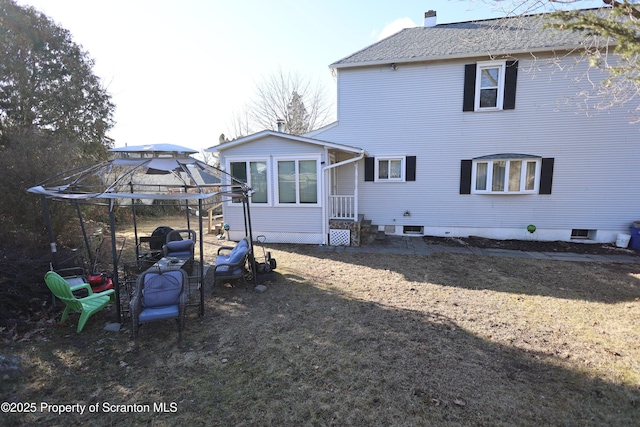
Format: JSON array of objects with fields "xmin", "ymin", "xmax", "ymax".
[
  {"xmin": 2, "ymin": 218, "xmax": 639, "ymax": 426},
  {"xmin": 423, "ymin": 234, "xmax": 640, "ymax": 257},
  {"xmin": 0, "ymin": 237, "xmax": 58, "ymax": 332}
]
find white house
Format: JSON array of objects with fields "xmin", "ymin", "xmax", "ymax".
[{"xmin": 210, "ymin": 9, "xmax": 640, "ymax": 246}]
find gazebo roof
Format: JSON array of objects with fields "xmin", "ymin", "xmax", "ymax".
[
  {"xmin": 110, "ymin": 144, "xmax": 199, "ymax": 155},
  {"xmin": 27, "ymin": 144, "xmax": 245, "ymax": 202}
]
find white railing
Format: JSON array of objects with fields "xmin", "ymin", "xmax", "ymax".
[{"xmin": 329, "ymin": 195, "xmax": 356, "ymax": 220}]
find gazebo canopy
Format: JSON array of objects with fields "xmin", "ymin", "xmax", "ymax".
[{"xmin": 27, "ymin": 144, "xmax": 246, "ymax": 202}]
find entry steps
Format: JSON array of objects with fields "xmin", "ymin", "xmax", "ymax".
[{"xmin": 358, "ymin": 215, "xmax": 386, "ymax": 244}]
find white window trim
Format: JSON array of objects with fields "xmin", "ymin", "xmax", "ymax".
[
  {"xmin": 225, "ymin": 157, "xmax": 272, "ymax": 206},
  {"xmin": 273, "ymin": 155, "xmax": 321, "ymax": 207},
  {"xmin": 374, "ymin": 156, "xmax": 406, "ymax": 182},
  {"xmin": 475, "ymin": 61, "xmax": 506, "ymax": 111},
  {"xmin": 471, "ymin": 158, "xmax": 541, "ymax": 194}
]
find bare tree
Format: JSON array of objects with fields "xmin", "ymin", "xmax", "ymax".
[
  {"xmin": 226, "ymin": 108, "xmax": 254, "ymax": 141},
  {"xmin": 225, "ymin": 68, "xmax": 334, "ymax": 140},
  {"xmin": 476, "ymin": 0, "xmax": 640, "ymax": 119},
  {"xmin": 199, "ymin": 148, "xmax": 219, "ymax": 168}
]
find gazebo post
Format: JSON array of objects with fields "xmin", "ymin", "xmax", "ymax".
[
  {"xmin": 131, "ymin": 183, "xmax": 140, "ymax": 261},
  {"xmin": 198, "ymin": 198, "xmax": 204, "ymax": 316},
  {"xmin": 243, "ymin": 193, "xmax": 258, "ymax": 287},
  {"xmin": 75, "ymin": 201, "xmax": 93, "ymax": 268},
  {"xmin": 41, "ymin": 195, "xmax": 58, "ymax": 269},
  {"xmin": 108, "ymin": 199, "xmax": 121, "ymax": 322},
  {"xmin": 185, "ymin": 198, "xmax": 191, "ymax": 231}
]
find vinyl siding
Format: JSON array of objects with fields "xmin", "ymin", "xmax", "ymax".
[
  {"xmin": 315, "ymin": 54, "xmax": 640, "ymax": 240},
  {"xmin": 219, "ymin": 135, "xmax": 324, "ymax": 240}
]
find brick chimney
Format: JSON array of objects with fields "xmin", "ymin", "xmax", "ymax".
[{"xmin": 424, "ymin": 10, "xmax": 436, "ymax": 27}]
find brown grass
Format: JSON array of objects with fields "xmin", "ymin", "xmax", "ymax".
[{"xmin": 2, "ymin": 217, "xmax": 640, "ymax": 426}]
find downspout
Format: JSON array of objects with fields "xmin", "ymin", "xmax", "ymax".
[{"xmin": 321, "ymin": 149, "xmax": 365, "ymax": 244}]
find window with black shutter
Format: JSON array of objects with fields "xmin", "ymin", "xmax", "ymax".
[
  {"xmin": 463, "ymin": 60, "xmax": 518, "ymax": 112},
  {"xmin": 460, "ymin": 155, "xmax": 553, "ymax": 195},
  {"xmin": 365, "ymin": 156, "xmax": 416, "ymax": 182}
]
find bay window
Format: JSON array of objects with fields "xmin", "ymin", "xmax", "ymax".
[{"xmin": 471, "ymin": 156, "xmax": 541, "ymax": 194}]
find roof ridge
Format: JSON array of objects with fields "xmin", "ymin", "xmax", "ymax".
[{"xmin": 431, "ymin": 6, "xmax": 603, "ymax": 27}]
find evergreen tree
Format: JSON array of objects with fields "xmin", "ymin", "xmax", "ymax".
[
  {"xmin": 0, "ymin": 0, "xmax": 114, "ymax": 158},
  {"xmin": 0, "ymin": 0, "xmax": 115, "ymax": 237},
  {"xmin": 285, "ymin": 91, "xmax": 310, "ymax": 135}
]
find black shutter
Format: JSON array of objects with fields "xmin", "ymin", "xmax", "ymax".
[
  {"xmin": 460, "ymin": 160, "xmax": 472, "ymax": 194},
  {"xmin": 503, "ymin": 60, "xmax": 518, "ymax": 110},
  {"xmin": 463, "ymin": 64, "xmax": 476, "ymax": 112},
  {"xmin": 539, "ymin": 158, "xmax": 554, "ymax": 194},
  {"xmin": 364, "ymin": 157, "xmax": 375, "ymax": 182},
  {"xmin": 406, "ymin": 156, "xmax": 416, "ymax": 181}
]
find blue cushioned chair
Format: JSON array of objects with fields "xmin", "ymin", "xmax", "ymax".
[
  {"xmin": 163, "ymin": 229, "xmax": 196, "ymax": 260},
  {"xmin": 163, "ymin": 229, "xmax": 196, "ymax": 273},
  {"xmin": 130, "ymin": 269, "xmax": 188, "ymax": 347},
  {"xmin": 213, "ymin": 237, "xmax": 251, "ymax": 287}
]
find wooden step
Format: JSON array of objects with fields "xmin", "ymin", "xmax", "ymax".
[
  {"xmin": 210, "ymin": 222, "xmax": 223, "ymax": 235},
  {"xmin": 375, "ymin": 230, "xmax": 387, "ymax": 242}
]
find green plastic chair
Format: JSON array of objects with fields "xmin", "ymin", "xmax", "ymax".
[{"xmin": 44, "ymin": 271, "xmax": 115, "ymax": 332}]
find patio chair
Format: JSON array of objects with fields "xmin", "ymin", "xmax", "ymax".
[
  {"xmin": 163, "ymin": 229, "xmax": 196, "ymax": 258},
  {"xmin": 53, "ymin": 266, "xmax": 88, "ymax": 287},
  {"xmin": 212, "ymin": 237, "xmax": 251, "ymax": 288},
  {"xmin": 163, "ymin": 229, "xmax": 196, "ymax": 272},
  {"xmin": 51, "ymin": 266, "xmax": 90, "ymax": 301},
  {"xmin": 44, "ymin": 271, "xmax": 115, "ymax": 333},
  {"xmin": 137, "ymin": 226, "xmax": 174, "ymax": 266},
  {"xmin": 129, "ymin": 268, "xmax": 188, "ymax": 348}
]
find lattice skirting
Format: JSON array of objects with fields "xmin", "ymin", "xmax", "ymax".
[
  {"xmin": 329, "ymin": 229, "xmax": 351, "ymax": 246},
  {"xmin": 228, "ymin": 230, "xmax": 324, "ymax": 245}
]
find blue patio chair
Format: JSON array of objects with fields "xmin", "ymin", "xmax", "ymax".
[{"xmin": 129, "ymin": 268, "xmax": 188, "ymax": 348}]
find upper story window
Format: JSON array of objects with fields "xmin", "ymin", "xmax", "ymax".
[
  {"xmin": 463, "ymin": 60, "xmax": 518, "ymax": 112},
  {"xmin": 275, "ymin": 157, "xmax": 319, "ymax": 205},
  {"xmin": 229, "ymin": 159, "xmax": 269, "ymax": 204},
  {"xmin": 471, "ymin": 156, "xmax": 541, "ymax": 194},
  {"xmin": 476, "ymin": 62, "xmax": 505, "ymax": 110}
]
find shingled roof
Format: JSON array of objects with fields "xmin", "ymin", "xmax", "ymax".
[{"xmin": 331, "ymin": 8, "xmax": 609, "ymax": 69}]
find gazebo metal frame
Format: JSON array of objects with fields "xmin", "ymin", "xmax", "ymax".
[{"xmin": 28, "ymin": 144, "xmax": 256, "ymax": 321}]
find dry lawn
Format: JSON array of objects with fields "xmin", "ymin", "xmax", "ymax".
[{"xmin": 2, "ymin": 217, "xmax": 640, "ymax": 426}]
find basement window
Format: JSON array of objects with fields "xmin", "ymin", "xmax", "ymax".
[
  {"xmin": 571, "ymin": 229, "xmax": 593, "ymax": 240},
  {"xmin": 403, "ymin": 225, "xmax": 424, "ymax": 235}
]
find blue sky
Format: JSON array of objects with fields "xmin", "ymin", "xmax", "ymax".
[{"xmin": 18, "ymin": 0, "xmax": 603, "ymax": 152}]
